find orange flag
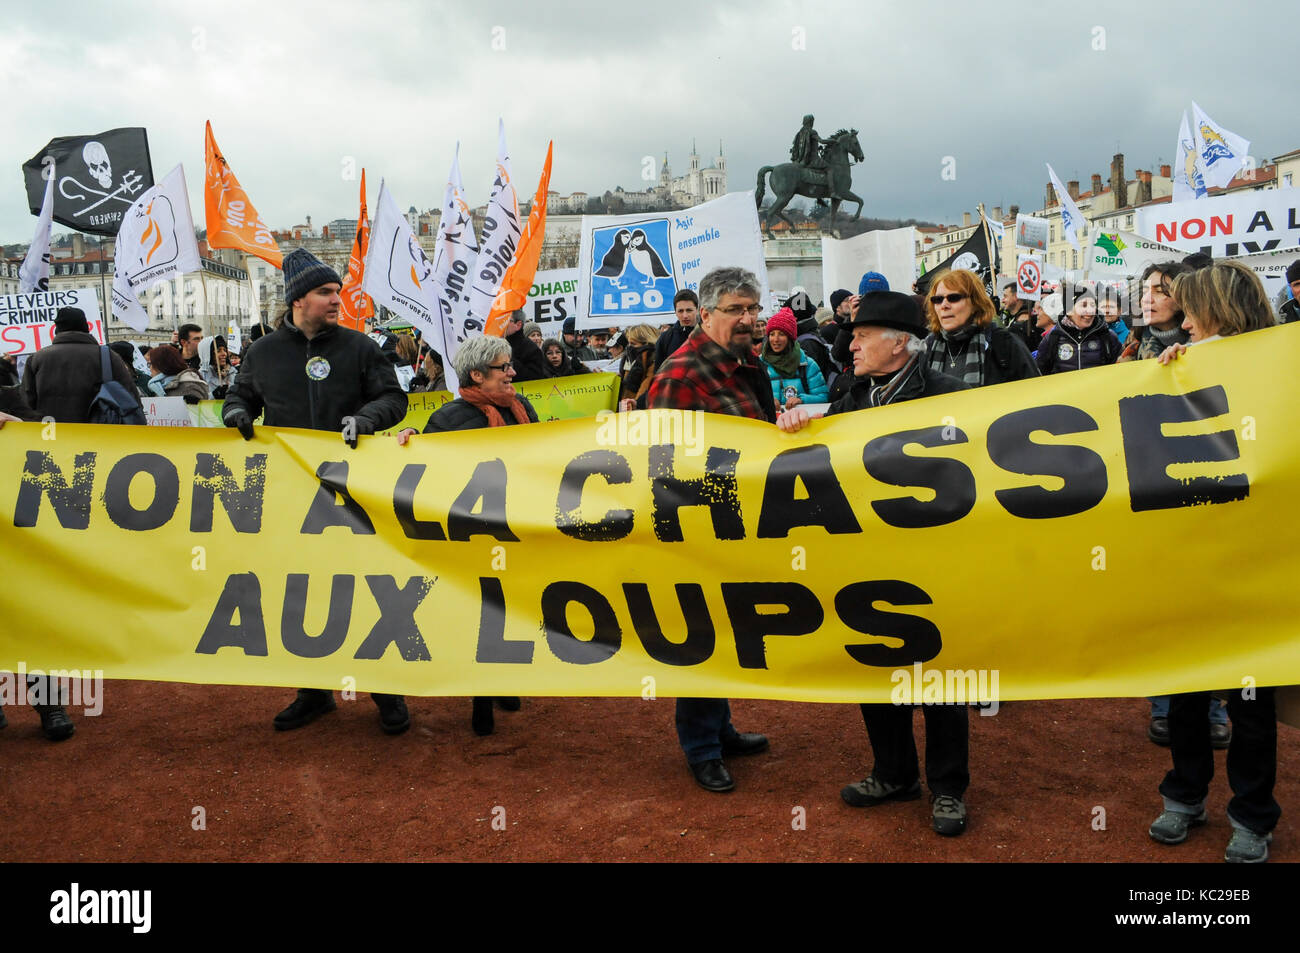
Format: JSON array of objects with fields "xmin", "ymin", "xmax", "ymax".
[
  {"xmin": 338, "ymin": 170, "xmax": 374, "ymax": 332},
  {"xmin": 485, "ymin": 141, "xmax": 553, "ymax": 336},
  {"xmin": 203, "ymin": 121, "xmax": 282, "ymax": 267}
]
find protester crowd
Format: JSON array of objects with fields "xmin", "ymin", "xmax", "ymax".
[{"xmin": 3, "ymin": 246, "xmax": 1297, "ymax": 864}]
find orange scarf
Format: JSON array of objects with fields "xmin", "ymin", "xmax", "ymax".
[{"xmin": 458, "ymin": 384, "xmax": 530, "ymax": 427}]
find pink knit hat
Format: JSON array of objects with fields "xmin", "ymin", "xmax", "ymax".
[{"xmin": 766, "ymin": 307, "xmax": 798, "ymax": 340}]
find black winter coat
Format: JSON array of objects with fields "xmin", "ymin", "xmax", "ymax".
[
  {"xmin": 21, "ymin": 331, "xmax": 140, "ymax": 423},
  {"xmin": 506, "ymin": 326, "xmax": 550, "ymax": 382},
  {"xmin": 828, "ymin": 361, "xmax": 968, "ymax": 415},
  {"xmin": 653, "ymin": 322, "xmax": 695, "ymax": 369},
  {"xmin": 922, "ymin": 323, "xmax": 1040, "ymax": 386},
  {"xmin": 1036, "ymin": 318, "xmax": 1121, "ymax": 375},
  {"xmin": 222, "ymin": 319, "xmax": 407, "ymax": 432},
  {"xmin": 422, "ymin": 395, "xmax": 539, "ymax": 432}
]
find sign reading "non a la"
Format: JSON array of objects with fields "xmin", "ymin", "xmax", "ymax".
[{"xmin": 1135, "ymin": 188, "xmax": 1300, "ymax": 258}]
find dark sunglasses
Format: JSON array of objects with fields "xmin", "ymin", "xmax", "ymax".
[{"xmin": 930, "ymin": 293, "xmax": 968, "ymax": 305}]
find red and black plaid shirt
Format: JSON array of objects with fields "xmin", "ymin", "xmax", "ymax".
[{"xmin": 647, "ymin": 327, "xmax": 775, "ymax": 422}]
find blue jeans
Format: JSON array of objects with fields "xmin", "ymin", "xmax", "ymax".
[
  {"xmin": 675, "ymin": 698, "xmax": 740, "ymax": 765},
  {"xmin": 1150, "ymin": 695, "xmax": 1228, "ymax": 725}
]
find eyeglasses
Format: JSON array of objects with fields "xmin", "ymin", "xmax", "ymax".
[
  {"xmin": 486, "ymin": 361, "xmax": 514, "ymax": 372},
  {"xmin": 714, "ymin": 303, "xmax": 763, "ymax": 317},
  {"xmin": 930, "ymin": 293, "xmax": 968, "ymax": 305}
]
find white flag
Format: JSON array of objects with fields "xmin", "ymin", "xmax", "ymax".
[
  {"xmin": 19, "ymin": 170, "xmax": 55, "ymax": 294},
  {"xmin": 432, "ymin": 143, "xmax": 480, "ymax": 339},
  {"xmin": 1046, "ymin": 163, "xmax": 1084, "ymax": 251},
  {"xmin": 362, "ymin": 179, "xmax": 459, "ymax": 391},
  {"xmin": 1173, "ymin": 111, "xmax": 1208, "ymax": 203},
  {"xmin": 111, "ymin": 164, "xmax": 201, "ymax": 333},
  {"xmin": 465, "ymin": 118, "xmax": 523, "ymax": 329},
  {"xmin": 1191, "ymin": 101, "xmax": 1250, "ymax": 191}
]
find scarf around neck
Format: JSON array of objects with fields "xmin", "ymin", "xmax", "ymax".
[
  {"xmin": 929, "ymin": 324, "xmax": 984, "ymax": 387},
  {"xmin": 761, "ymin": 338, "xmax": 804, "ymax": 379},
  {"xmin": 459, "ymin": 384, "xmax": 530, "ymax": 427}
]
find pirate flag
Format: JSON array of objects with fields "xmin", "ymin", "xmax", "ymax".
[
  {"xmin": 22, "ymin": 128, "xmax": 154, "ymax": 237},
  {"xmin": 915, "ymin": 224, "xmax": 994, "ymax": 296}
]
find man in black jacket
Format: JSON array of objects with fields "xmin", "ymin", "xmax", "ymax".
[
  {"xmin": 502, "ymin": 310, "xmax": 550, "ymax": 382},
  {"xmin": 21, "ymin": 307, "xmax": 140, "ymax": 426},
  {"xmin": 222, "ymin": 248, "xmax": 410, "ymax": 735},
  {"xmin": 652, "ymin": 289, "xmax": 699, "ymax": 369},
  {"xmin": 777, "ymin": 292, "xmax": 972, "ymax": 837}
]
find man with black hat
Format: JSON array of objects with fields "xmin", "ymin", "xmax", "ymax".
[
  {"xmin": 222, "ymin": 248, "xmax": 410, "ymax": 735},
  {"xmin": 15, "ymin": 307, "xmax": 139, "ymax": 742},
  {"xmin": 560, "ymin": 316, "xmax": 597, "ymax": 364},
  {"xmin": 1280, "ymin": 260, "xmax": 1300, "ymax": 325},
  {"xmin": 777, "ymin": 291, "xmax": 972, "ymax": 836},
  {"xmin": 21, "ymin": 307, "xmax": 140, "ymax": 426}
]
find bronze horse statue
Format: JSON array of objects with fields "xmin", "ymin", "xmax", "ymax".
[{"xmin": 756, "ymin": 128, "xmax": 864, "ymax": 236}]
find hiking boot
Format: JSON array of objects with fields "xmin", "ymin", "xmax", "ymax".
[
  {"xmin": 34, "ymin": 705, "xmax": 74, "ymax": 741},
  {"xmin": 373, "ymin": 694, "xmax": 410, "ymax": 735},
  {"xmin": 931, "ymin": 795, "xmax": 967, "ymax": 836},
  {"xmin": 840, "ymin": 774, "xmax": 922, "ymax": 807},
  {"xmin": 1224, "ymin": 827, "xmax": 1271, "ymax": 863},
  {"xmin": 1147, "ymin": 717, "xmax": 1170, "ymax": 746},
  {"xmin": 1148, "ymin": 808, "xmax": 1207, "ymax": 845},
  {"xmin": 1210, "ymin": 723, "xmax": 1232, "ymax": 749},
  {"xmin": 273, "ymin": 689, "xmax": 336, "ymax": 731}
]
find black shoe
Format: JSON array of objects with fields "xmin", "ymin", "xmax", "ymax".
[
  {"xmin": 931, "ymin": 795, "xmax": 968, "ymax": 837},
  {"xmin": 495, "ymin": 697, "xmax": 521, "ymax": 711},
  {"xmin": 689, "ymin": 759, "xmax": 735, "ymax": 793},
  {"xmin": 373, "ymin": 694, "xmax": 410, "ymax": 735},
  {"xmin": 721, "ymin": 732, "xmax": 769, "ymax": 757},
  {"xmin": 1147, "ymin": 717, "xmax": 1171, "ymax": 746},
  {"xmin": 273, "ymin": 689, "xmax": 336, "ymax": 731},
  {"xmin": 1210, "ymin": 723, "xmax": 1232, "ymax": 749},
  {"xmin": 472, "ymin": 696, "xmax": 495, "ymax": 736},
  {"xmin": 34, "ymin": 705, "xmax": 75, "ymax": 741}
]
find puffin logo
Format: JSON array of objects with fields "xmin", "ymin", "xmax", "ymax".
[
  {"xmin": 590, "ymin": 219, "xmax": 676, "ymax": 317},
  {"xmin": 130, "ymin": 196, "xmax": 179, "ymax": 272},
  {"xmin": 1198, "ymin": 123, "xmax": 1234, "ymax": 167},
  {"xmin": 1182, "ymin": 140, "xmax": 1208, "ymax": 196}
]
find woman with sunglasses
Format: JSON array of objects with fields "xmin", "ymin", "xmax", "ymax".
[
  {"xmin": 1147, "ymin": 260, "xmax": 1280, "ymax": 863},
  {"xmin": 395, "ymin": 335, "xmax": 533, "ymax": 736},
  {"xmin": 922, "ymin": 269, "xmax": 1038, "ymax": 387},
  {"xmin": 1035, "ymin": 284, "xmax": 1122, "ymax": 375}
]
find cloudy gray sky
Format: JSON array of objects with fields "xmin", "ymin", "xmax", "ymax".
[{"xmin": 3, "ymin": 0, "xmax": 1293, "ymax": 244}]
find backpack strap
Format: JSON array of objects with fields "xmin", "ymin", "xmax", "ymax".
[
  {"xmin": 99, "ymin": 345, "xmax": 113, "ymax": 385},
  {"xmin": 798, "ymin": 361, "xmax": 809, "ymax": 392}
]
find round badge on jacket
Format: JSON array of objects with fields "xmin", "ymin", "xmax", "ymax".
[
  {"xmin": 1058, "ymin": 342, "xmax": 1075, "ymax": 361},
  {"xmin": 305, "ymin": 356, "xmax": 331, "ymax": 380}
]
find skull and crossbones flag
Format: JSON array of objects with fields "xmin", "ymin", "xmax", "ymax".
[{"xmin": 22, "ymin": 128, "xmax": 154, "ymax": 236}]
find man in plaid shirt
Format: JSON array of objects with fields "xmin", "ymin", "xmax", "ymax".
[{"xmin": 647, "ymin": 266, "xmax": 775, "ymax": 793}]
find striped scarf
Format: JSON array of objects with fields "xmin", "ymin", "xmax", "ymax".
[{"xmin": 927, "ymin": 325, "xmax": 985, "ymax": 386}]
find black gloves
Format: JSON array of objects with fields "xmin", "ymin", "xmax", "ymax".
[{"xmin": 226, "ymin": 411, "xmax": 255, "ymax": 440}]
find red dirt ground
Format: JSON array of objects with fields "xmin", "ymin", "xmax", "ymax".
[{"xmin": 1, "ymin": 683, "xmax": 1296, "ymax": 862}]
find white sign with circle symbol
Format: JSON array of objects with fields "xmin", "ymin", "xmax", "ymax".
[{"xmin": 1016, "ymin": 253, "xmax": 1043, "ymax": 300}]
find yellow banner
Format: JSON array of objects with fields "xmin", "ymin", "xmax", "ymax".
[
  {"xmin": 4, "ymin": 331, "xmax": 1298, "ymax": 702},
  {"xmin": 191, "ymin": 374, "xmax": 620, "ymax": 432}
]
